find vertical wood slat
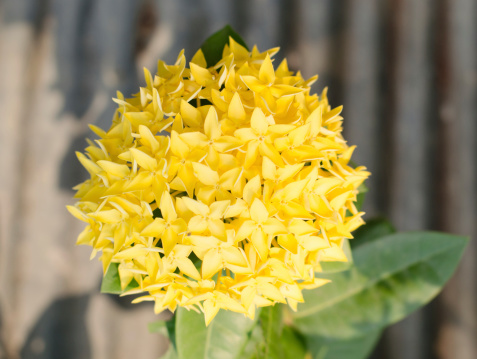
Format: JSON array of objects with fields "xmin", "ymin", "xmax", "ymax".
[
  {"xmin": 0, "ymin": 3, "xmax": 48, "ymax": 356},
  {"xmin": 437, "ymin": 0, "xmax": 477, "ymax": 358},
  {"xmin": 151, "ymin": 0, "xmax": 238, "ymax": 64},
  {"xmin": 383, "ymin": 1, "xmax": 436, "ymax": 358},
  {"xmin": 388, "ymin": 0, "xmax": 434, "ymax": 231},
  {"xmin": 1, "ymin": 1, "xmax": 171, "ymax": 358},
  {"xmin": 342, "ymin": 0, "xmax": 381, "ymax": 217},
  {"xmin": 242, "ymin": 0, "xmax": 282, "ymax": 47},
  {"xmin": 295, "ymin": 0, "xmax": 332, "ymax": 75}
]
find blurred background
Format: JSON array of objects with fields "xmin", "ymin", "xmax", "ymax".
[{"xmin": 0, "ymin": 0, "xmax": 476, "ymax": 358}]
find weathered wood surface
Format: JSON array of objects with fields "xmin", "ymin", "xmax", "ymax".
[{"xmin": 0, "ymin": 0, "xmax": 475, "ymax": 358}]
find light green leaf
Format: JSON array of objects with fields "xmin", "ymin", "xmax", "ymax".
[
  {"xmin": 200, "ymin": 25, "xmax": 249, "ymax": 67},
  {"xmin": 321, "ymin": 217, "xmax": 395, "ymax": 276},
  {"xmin": 176, "ymin": 307, "xmax": 256, "ymax": 359},
  {"xmin": 149, "ymin": 317, "xmax": 176, "ymax": 349},
  {"xmin": 160, "ymin": 345, "xmax": 178, "ymax": 359},
  {"xmin": 100, "ymin": 262, "xmax": 139, "ymax": 294},
  {"xmin": 292, "ymin": 232, "xmax": 468, "ymax": 338},
  {"xmin": 260, "ymin": 305, "xmax": 284, "ymax": 359},
  {"xmin": 281, "ymin": 326, "xmax": 307, "ymax": 359},
  {"xmin": 308, "ymin": 331, "xmax": 380, "ymax": 359},
  {"xmin": 350, "ymin": 218, "xmax": 395, "ymax": 249},
  {"xmin": 355, "ymin": 183, "xmax": 368, "ymax": 211},
  {"xmin": 306, "ymin": 329, "xmax": 381, "ymax": 359},
  {"xmin": 237, "ymin": 310, "xmax": 307, "ymax": 359},
  {"xmin": 149, "ymin": 320, "xmax": 168, "ymax": 336},
  {"xmin": 237, "ymin": 320, "xmax": 263, "ymax": 359}
]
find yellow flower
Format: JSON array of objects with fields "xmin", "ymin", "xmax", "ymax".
[{"xmin": 68, "ymin": 37, "xmax": 370, "ymax": 325}]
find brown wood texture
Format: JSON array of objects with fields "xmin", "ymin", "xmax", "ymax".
[{"xmin": 0, "ymin": 0, "xmax": 475, "ymax": 358}]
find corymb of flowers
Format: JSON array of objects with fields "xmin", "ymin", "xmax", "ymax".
[{"xmin": 68, "ymin": 38, "xmax": 370, "ymax": 325}]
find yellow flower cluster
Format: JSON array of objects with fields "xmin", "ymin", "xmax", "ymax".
[{"xmin": 68, "ymin": 38, "xmax": 370, "ymax": 325}]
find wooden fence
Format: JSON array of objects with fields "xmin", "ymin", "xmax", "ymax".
[{"xmin": 0, "ymin": 0, "xmax": 475, "ymax": 358}]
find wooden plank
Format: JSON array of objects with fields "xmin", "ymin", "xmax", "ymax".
[
  {"xmin": 341, "ymin": 0, "xmax": 381, "ymax": 217},
  {"xmin": 241, "ymin": 0, "xmax": 281, "ymax": 48},
  {"xmin": 294, "ymin": 0, "xmax": 336, "ymax": 91},
  {"xmin": 0, "ymin": 13, "xmax": 47, "ymax": 359},
  {"xmin": 150, "ymin": 0, "xmax": 237, "ymax": 63},
  {"xmin": 380, "ymin": 0, "xmax": 435, "ymax": 358},
  {"xmin": 436, "ymin": 0, "xmax": 477, "ymax": 358},
  {"xmin": 0, "ymin": 1, "xmax": 167, "ymax": 358}
]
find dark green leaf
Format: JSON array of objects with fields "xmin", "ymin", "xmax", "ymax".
[
  {"xmin": 200, "ymin": 25, "xmax": 249, "ymax": 67},
  {"xmin": 153, "ymin": 207, "xmax": 162, "ymax": 219},
  {"xmin": 189, "ymin": 98, "xmax": 213, "ymax": 108},
  {"xmin": 351, "ymin": 218, "xmax": 396, "ymax": 249},
  {"xmin": 166, "ymin": 316, "xmax": 177, "ymax": 349},
  {"xmin": 176, "ymin": 307, "xmax": 256, "ymax": 359},
  {"xmin": 306, "ymin": 329, "xmax": 381, "ymax": 359},
  {"xmin": 100, "ymin": 263, "xmax": 139, "ymax": 294},
  {"xmin": 292, "ymin": 232, "xmax": 468, "ymax": 339}
]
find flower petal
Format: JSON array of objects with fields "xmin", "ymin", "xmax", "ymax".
[
  {"xmin": 182, "ymin": 197, "xmax": 209, "ymax": 217},
  {"xmin": 192, "ymin": 162, "xmax": 219, "ymax": 185},
  {"xmin": 130, "ymin": 148, "xmax": 157, "ymax": 172},
  {"xmin": 188, "ymin": 215, "xmax": 208, "ymax": 234},
  {"xmin": 204, "ymin": 299, "xmax": 221, "ymax": 326},
  {"xmin": 250, "ymin": 229, "xmax": 269, "ymax": 260},
  {"xmin": 241, "ymin": 75, "xmax": 268, "ymax": 93},
  {"xmin": 180, "ymin": 99, "xmax": 202, "ymax": 127},
  {"xmin": 250, "ymin": 198, "xmax": 269, "ymax": 224},
  {"xmin": 160, "ymin": 191, "xmax": 177, "ymax": 222},
  {"xmin": 243, "ymin": 175, "xmax": 261, "ymax": 205},
  {"xmin": 250, "ymin": 108, "xmax": 268, "ymax": 135},
  {"xmin": 141, "ymin": 218, "xmax": 166, "ymax": 237},
  {"xmin": 262, "ymin": 156, "xmax": 277, "ymax": 181},
  {"xmin": 235, "ymin": 220, "xmax": 256, "ymax": 242},
  {"xmin": 228, "ymin": 92, "xmax": 246, "ymax": 123},
  {"xmin": 204, "ymin": 106, "xmax": 221, "ymax": 140},
  {"xmin": 176, "ymin": 257, "xmax": 201, "ymax": 280},
  {"xmin": 97, "ymin": 160, "xmax": 130, "ymax": 178},
  {"xmin": 209, "ymin": 200, "xmax": 231, "ymax": 219},
  {"xmin": 202, "ymin": 249, "xmax": 223, "ymax": 279},
  {"xmin": 259, "ymin": 54, "xmax": 275, "ymax": 84}
]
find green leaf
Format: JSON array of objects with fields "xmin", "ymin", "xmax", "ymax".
[
  {"xmin": 292, "ymin": 232, "xmax": 468, "ymax": 339},
  {"xmin": 350, "ymin": 218, "xmax": 395, "ymax": 249},
  {"xmin": 237, "ymin": 320, "xmax": 263, "ymax": 359},
  {"xmin": 166, "ymin": 316, "xmax": 177, "ymax": 349},
  {"xmin": 176, "ymin": 307, "xmax": 256, "ymax": 359},
  {"xmin": 149, "ymin": 320, "xmax": 168, "ymax": 336},
  {"xmin": 306, "ymin": 329, "xmax": 381, "ymax": 359},
  {"xmin": 355, "ymin": 183, "xmax": 368, "ymax": 211},
  {"xmin": 237, "ymin": 310, "xmax": 307, "ymax": 359},
  {"xmin": 321, "ymin": 238, "xmax": 353, "ymax": 273},
  {"xmin": 200, "ymin": 25, "xmax": 249, "ymax": 67},
  {"xmin": 297, "ymin": 217, "xmax": 390, "ymax": 358},
  {"xmin": 281, "ymin": 326, "xmax": 307, "ymax": 359},
  {"xmin": 260, "ymin": 305, "xmax": 284, "ymax": 359},
  {"xmin": 160, "ymin": 345, "xmax": 178, "ymax": 359},
  {"xmin": 100, "ymin": 262, "xmax": 139, "ymax": 294},
  {"xmin": 149, "ymin": 317, "xmax": 177, "ymax": 348}
]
